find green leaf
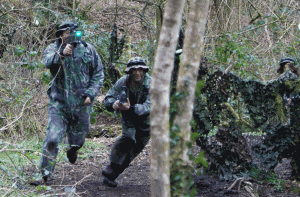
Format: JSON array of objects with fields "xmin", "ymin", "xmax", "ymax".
[
  {"xmin": 29, "ymin": 51, "xmax": 37, "ymax": 56},
  {"xmin": 41, "ymin": 71, "xmax": 52, "ymax": 84},
  {"xmin": 195, "ymin": 80, "xmax": 205, "ymax": 97},
  {"xmin": 27, "ymin": 62, "xmax": 37, "ymax": 70},
  {"xmin": 1, "ymin": 165, "xmax": 7, "ymax": 172},
  {"xmin": 37, "ymin": 185, "xmax": 44, "ymax": 191},
  {"xmin": 191, "ymin": 132, "xmax": 199, "ymax": 141},
  {"xmin": 90, "ymin": 117, "xmax": 96, "ymax": 124},
  {"xmin": 14, "ymin": 45, "xmax": 25, "ymax": 56},
  {"xmin": 174, "ymin": 175, "xmax": 181, "ymax": 181},
  {"xmin": 195, "ymin": 151, "xmax": 208, "ymax": 168}
]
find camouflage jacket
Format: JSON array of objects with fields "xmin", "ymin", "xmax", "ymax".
[
  {"xmin": 266, "ymin": 70, "xmax": 299, "ymax": 97},
  {"xmin": 43, "ymin": 40, "xmax": 104, "ymax": 109},
  {"xmin": 105, "ymin": 73, "xmax": 151, "ymax": 130}
]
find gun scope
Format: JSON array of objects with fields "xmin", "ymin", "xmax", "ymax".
[{"xmin": 75, "ymin": 31, "xmax": 82, "ymax": 37}]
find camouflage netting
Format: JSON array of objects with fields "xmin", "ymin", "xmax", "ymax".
[{"xmin": 192, "ymin": 66, "xmax": 300, "ymax": 180}]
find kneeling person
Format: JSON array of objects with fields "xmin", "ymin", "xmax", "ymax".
[{"xmin": 102, "ymin": 57, "xmax": 151, "ymax": 187}]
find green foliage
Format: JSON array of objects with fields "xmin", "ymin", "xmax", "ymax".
[
  {"xmin": 189, "ymin": 61, "xmax": 300, "ymax": 185},
  {"xmin": 93, "ymin": 99, "xmax": 116, "ymax": 118},
  {"xmin": 169, "ymin": 91, "xmax": 208, "ymax": 197},
  {"xmin": 252, "ymin": 124, "xmax": 293, "ymax": 168},
  {"xmin": 195, "ymin": 151, "xmax": 208, "ymax": 168},
  {"xmin": 249, "ymin": 167, "xmax": 285, "ymax": 191},
  {"xmin": 14, "ymin": 45, "xmax": 25, "ymax": 56},
  {"xmin": 195, "ymin": 80, "xmax": 205, "ymax": 98},
  {"xmin": 79, "ymin": 140, "xmax": 106, "ymax": 159},
  {"xmin": 90, "ymin": 112, "xmax": 97, "ymax": 125},
  {"xmin": 41, "ymin": 71, "xmax": 52, "ymax": 85},
  {"xmin": 0, "ymin": 137, "xmax": 106, "ymax": 196},
  {"xmin": 0, "ymin": 137, "xmax": 43, "ymax": 196},
  {"xmin": 215, "ymin": 33, "xmax": 260, "ymax": 78}
]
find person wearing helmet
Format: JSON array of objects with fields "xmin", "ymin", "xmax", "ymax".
[
  {"xmin": 277, "ymin": 58, "xmax": 298, "ymax": 106},
  {"xmin": 35, "ymin": 20, "xmax": 104, "ymax": 185},
  {"xmin": 277, "ymin": 57, "xmax": 300, "ymax": 76},
  {"xmin": 277, "ymin": 57, "xmax": 300, "ymax": 180},
  {"xmin": 102, "ymin": 57, "xmax": 151, "ymax": 187}
]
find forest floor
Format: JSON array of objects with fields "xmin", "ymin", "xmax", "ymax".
[{"xmin": 25, "ymin": 105, "xmax": 300, "ymax": 197}]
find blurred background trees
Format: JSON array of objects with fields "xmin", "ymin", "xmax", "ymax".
[
  {"xmin": 1, "ymin": 0, "xmax": 299, "ymax": 137},
  {"xmin": 1, "ymin": 0, "xmax": 300, "ymax": 195}
]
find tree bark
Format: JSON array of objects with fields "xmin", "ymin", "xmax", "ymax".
[
  {"xmin": 155, "ymin": 0, "xmax": 164, "ymax": 43},
  {"xmin": 150, "ymin": 0, "xmax": 186, "ymax": 196},
  {"xmin": 172, "ymin": 0, "xmax": 210, "ymax": 195}
]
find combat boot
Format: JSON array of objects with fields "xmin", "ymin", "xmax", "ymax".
[
  {"xmin": 67, "ymin": 150, "xmax": 78, "ymax": 164},
  {"xmin": 102, "ymin": 163, "xmax": 120, "ymax": 187},
  {"xmin": 102, "ymin": 163, "xmax": 118, "ymax": 180},
  {"xmin": 103, "ymin": 177, "xmax": 118, "ymax": 187},
  {"xmin": 30, "ymin": 176, "xmax": 48, "ymax": 186}
]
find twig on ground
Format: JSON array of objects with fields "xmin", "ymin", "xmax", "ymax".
[
  {"xmin": 227, "ymin": 177, "xmax": 244, "ymax": 191},
  {"xmin": 244, "ymin": 185, "xmax": 258, "ymax": 197},
  {"xmin": 2, "ymin": 182, "xmax": 17, "ymax": 197},
  {"xmin": 73, "ymin": 172, "xmax": 93, "ymax": 187},
  {"xmin": 228, "ymin": 177, "xmax": 258, "ymax": 197}
]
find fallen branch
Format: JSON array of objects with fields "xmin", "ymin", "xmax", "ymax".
[
  {"xmin": 244, "ymin": 185, "xmax": 258, "ymax": 197},
  {"xmin": 227, "ymin": 177, "xmax": 244, "ymax": 191},
  {"xmin": 73, "ymin": 172, "xmax": 93, "ymax": 187},
  {"xmin": 2, "ymin": 182, "xmax": 17, "ymax": 197}
]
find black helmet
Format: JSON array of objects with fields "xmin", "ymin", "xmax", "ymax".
[
  {"xmin": 279, "ymin": 57, "xmax": 295, "ymax": 67},
  {"xmin": 125, "ymin": 57, "xmax": 149, "ymax": 74},
  {"xmin": 55, "ymin": 20, "xmax": 78, "ymax": 38}
]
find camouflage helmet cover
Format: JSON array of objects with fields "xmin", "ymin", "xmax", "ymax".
[
  {"xmin": 279, "ymin": 57, "xmax": 295, "ymax": 67},
  {"xmin": 55, "ymin": 20, "xmax": 78, "ymax": 37},
  {"xmin": 125, "ymin": 57, "xmax": 149, "ymax": 74}
]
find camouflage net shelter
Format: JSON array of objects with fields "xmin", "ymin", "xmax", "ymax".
[{"xmin": 192, "ymin": 66, "xmax": 300, "ymax": 180}]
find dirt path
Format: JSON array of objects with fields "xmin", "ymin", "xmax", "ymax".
[
  {"xmin": 38, "ymin": 137, "xmax": 151, "ymax": 197},
  {"xmin": 37, "ymin": 137, "xmax": 298, "ymax": 197},
  {"xmin": 32, "ymin": 112, "xmax": 299, "ymax": 197}
]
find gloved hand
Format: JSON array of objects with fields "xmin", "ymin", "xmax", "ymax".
[{"xmin": 62, "ymin": 44, "xmax": 73, "ymax": 56}]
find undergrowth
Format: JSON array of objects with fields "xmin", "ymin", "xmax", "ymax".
[{"xmin": 249, "ymin": 167, "xmax": 285, "ymax": 191}]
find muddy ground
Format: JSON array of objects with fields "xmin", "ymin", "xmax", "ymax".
[{"xmin": 27, "ymin": 111, "xmax": 300, "ymax": 197}]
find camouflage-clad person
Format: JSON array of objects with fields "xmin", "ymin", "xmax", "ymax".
[
  {"xmin": 277, "ymin": 58, "xmax": 300, "ymax": 180},
  {"xmin": 39, "ymin": 20, "xmax": 104, "ymax": 184},
  {"xmin": 102, "ymin": 57, "xmax": 151, "ymax": 187}
]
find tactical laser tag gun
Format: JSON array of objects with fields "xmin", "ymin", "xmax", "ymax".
[
  {"xmin": 119, "ymin": 87, "xmax": 127, "ymax": 105},
  {"xmin": 67, "ymin": 30, "xmax": 83, "ymax": 45}
]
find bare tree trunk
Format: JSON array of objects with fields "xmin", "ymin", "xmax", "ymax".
[
  {"xmin": 150, "ymin": 0, "xmax": 186, "ymax": 196},
  {"xmin": 155, "ymin": 0, "xmax": 164, "ymax": 43},
  {"xmin": 172, "ymin": 0, "xmax": 210, "ymax": 195}
]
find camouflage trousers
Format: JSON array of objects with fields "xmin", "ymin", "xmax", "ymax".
[
  {"xmin": 109, "ymin": 124, "xmax": 150, "ymax": 177},
  {"xmin": 40, "ymin": 101, "xmax": 90, "ymax": 178}
]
